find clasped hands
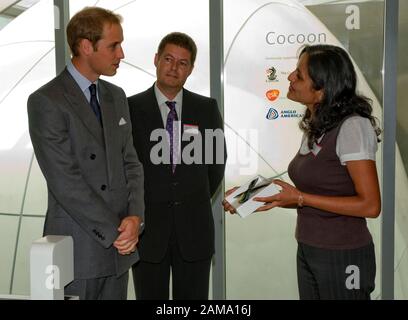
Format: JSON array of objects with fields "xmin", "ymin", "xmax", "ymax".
[
  {"xmin": 113, "ymin": 215, "xmax": 143, "ymax": 255},
  {"xmin": 223, "ymin": 179, "xmax": 301, "ymax": 214}
]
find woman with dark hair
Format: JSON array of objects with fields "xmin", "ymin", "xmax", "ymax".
[{"xmin": 224, "ymin": 44, "xmax": 382, "ymax": 299}]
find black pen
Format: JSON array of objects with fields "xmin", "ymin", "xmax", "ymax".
[{"xmin": 239, "ymin": 177, "xmax": 258, "ymax": 204}]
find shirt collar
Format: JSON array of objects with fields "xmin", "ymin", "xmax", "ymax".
[
  {"xmin": 154, "ymin": 82, "xmax": 183, "ymax": 106},
  {"xmin": 67, "ymin": 60, "xmax": 98, "ymax": 93}
]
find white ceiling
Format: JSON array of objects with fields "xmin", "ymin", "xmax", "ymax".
[{"xmin": 0, "ymin": 0, "xmax": 39, "ymax": 13}]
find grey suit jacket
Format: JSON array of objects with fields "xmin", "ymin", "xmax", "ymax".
[{"xmin": 27, "ymin": 68, "xmax": 144, "ymax": 279}]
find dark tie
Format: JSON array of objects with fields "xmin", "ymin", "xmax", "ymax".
[
  {"xmin": 89, "ymin": 84, "xmax": 102, "ymax": 126},
  {"xmin": 165, "ymin": 101, "xmax": 178, "ymax": 173}
]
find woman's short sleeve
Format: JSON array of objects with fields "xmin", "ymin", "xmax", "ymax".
[{"xmin": 336, "ymin": 116, "xmax": 378, "ymax": 165}]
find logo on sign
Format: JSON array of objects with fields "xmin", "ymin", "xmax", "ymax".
[
  {"xmin": 280, "ymin": 110, "xmax": 304, "ymax": 118},
  {"xmin": 266, "ymin": 108, "xmax": 279, "ymax": 120},
  {"xmin": 266, "ymin": 89, "xmax": 280, "ymax": 102},
  {"xmin": 266, "ymin": 67, "xmax": 278, "ymax": 82}
]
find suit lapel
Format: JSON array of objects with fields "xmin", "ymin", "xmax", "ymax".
[
  {"xmin": 60, "ymin": 69, "xmax": 105, "ymax": 147},
  {"xmin": 177, "ymin": 90, "xmax": 199, "ymax": 175},
  {"xmin": 99, "ymin": 80, "xmax": 118, "ymax": 148},
  {"xmin": 180, "ymin": 89, "xmax": 199, "ymax": 145},
  {"xmin": 181, "ymin": 89, "xmax": 199, "ymax": 134},
  {"xmin": 140, "ymin": 86, "xmax": 165, "ymax": 132},
  {"xmin": 139, "ymin": 86, "xmax": 173, "ymax": 175},
  {"xmin": 99, "ymin": 80, "xmax": 121, "ymax": 188}
]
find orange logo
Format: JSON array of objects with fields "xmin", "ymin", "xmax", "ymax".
[{"xmin": 266, "ymin": 89, "xmax": 280, "ymax": 102}]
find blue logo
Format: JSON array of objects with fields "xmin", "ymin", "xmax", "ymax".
[{"xmin": 266, "ymin": 108, "xmax": 279, "ymax": 120}]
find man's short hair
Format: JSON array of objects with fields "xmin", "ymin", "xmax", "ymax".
[
  {"xmin": 67, "ymin": 7, "xmax": 122, "ymax": 57},
  {"xmin": 157, "ymin": 32, "xmax": 197, "ymax": 66}
]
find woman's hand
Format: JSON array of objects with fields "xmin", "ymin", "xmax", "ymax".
[
  {"xmin": 254, "ymin": 179, "xmax": 301, "ymax": 212},
  {"xmin": 222, "ymin": 187, "xmax": 239, "ymax": 214}
]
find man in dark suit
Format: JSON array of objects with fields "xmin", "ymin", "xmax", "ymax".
[
  {"xmin": 27, "ymin": 7, "xmax": 144, "ymax": 300},
  {"xmin": 128, "ymin": 32, "xmax": 226, "ymax": 300}
]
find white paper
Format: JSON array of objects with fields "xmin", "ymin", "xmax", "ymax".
[{"xmin": 225, "ymin": 175, "xmax": 281, "ymax": 218}]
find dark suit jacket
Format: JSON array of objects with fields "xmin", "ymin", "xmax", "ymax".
[
  {"xmin": 27, "ymin": 69, "xmax": 144, "ymax": 279},
  {"xmin": 128, "ymin": 85, "xmax": 226, "ymax": 262}
]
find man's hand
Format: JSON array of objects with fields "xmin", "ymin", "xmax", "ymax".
[{"xmin": 113, "ymin": 216, "xmax": 142, "ymax": 255}]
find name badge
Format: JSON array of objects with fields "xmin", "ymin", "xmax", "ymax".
[{"xmin": 183, "ymin": 124, "xmax": 199, "ymax": 135}]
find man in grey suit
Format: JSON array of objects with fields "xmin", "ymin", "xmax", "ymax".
[{"xmin": 27, "ymin": 7, "xmax": 144, "ymax": 300}]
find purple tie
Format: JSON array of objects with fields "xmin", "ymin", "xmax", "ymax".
[{"xmin": 165, "ymin": 101, "xmax": 178, "ymax": 173}]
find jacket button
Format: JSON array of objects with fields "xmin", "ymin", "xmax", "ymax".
[
  {"xmin": 101, "ymin": 185, "xmax": 107, "ymax": 191},
  {"xmin": 90, "ymin": 154, "xmax": 96, "ymax": 160}
]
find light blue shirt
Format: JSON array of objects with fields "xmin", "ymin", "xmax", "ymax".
[{"xmin": 66, "ymin": 60, "xmax": 99, "ymax": 103}]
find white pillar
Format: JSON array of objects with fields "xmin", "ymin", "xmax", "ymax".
[{"xmin": 30, "ymin": 236, "xmax": 74, "ymax": 300}]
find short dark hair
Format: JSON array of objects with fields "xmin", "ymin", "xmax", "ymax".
[
  {"xmin": 67, "ymin": 7, "xmax": 122, "ymax": 57},
  {"xmin": 157, "ymin": 32, "xmax": 197, "ymax": 65},
  {"xmin": 298, "ymin": 44, "xmax": 381, "ymax": 148}
]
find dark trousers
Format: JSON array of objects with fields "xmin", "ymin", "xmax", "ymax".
[
  {"xmin": 64, "ymin": 271, "xmax": 129, "ymax": 300},
  {"xmin": 132, "ymin": 232, "xmax": 211, "ymax": 300},
  {"xmin": 297, "ymin": 241, "xmax": 376, "ymax": 300}
]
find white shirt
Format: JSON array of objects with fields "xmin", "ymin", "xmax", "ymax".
[
  {"xmin": 299, "ymin": 116, "xmax": 378, "ymax": 165},
  {"xmin": 153, "ymin": 83, "xmax": 183, "ymax": 165},
  {"xmin": 154, "ymin": 83, "xmax": 183, "ymax": 127}
]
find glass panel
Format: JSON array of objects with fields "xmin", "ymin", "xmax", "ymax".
[
  {"xmin": 127, "ymin": 270, "xmax": 136, "ymax": 300},
  {"xmin": 0, "ymin": 0, "xmax": 40, "ymax": 30},
  {"xmin": 224, "ymin": 0, "xmax": 385, "ymax": 299},
  {"xmin": 0, "ymin": 0, "xmax": 55, "ymax": 298},
  {"xmin": 0, "ymin": 215, "xmax": 19, "ymax": 295},
  {"xmin": 0, "ymin": 0, "xmax": 55, "ymax": 215},
  {"xmin": 395, "ymin": 0, "xmax": 408, "ymax": 300},
  {"xmin": 22, "ymin": 157, "xmax": 47, "ymax": 216},
  {"xmin": 0, "ymin": 16, "xmax": 12, "ymax": 30},
  {"xmin": 11, "ymin": 216, "xmax": 44, "ymax": 295},
  {"xmin": 305, "ymin": 0, "xmax": 385, "ymax": 300},
  {"xmin": 69, "ymin": 0, "xmax": 210, "ymax": 96}
]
